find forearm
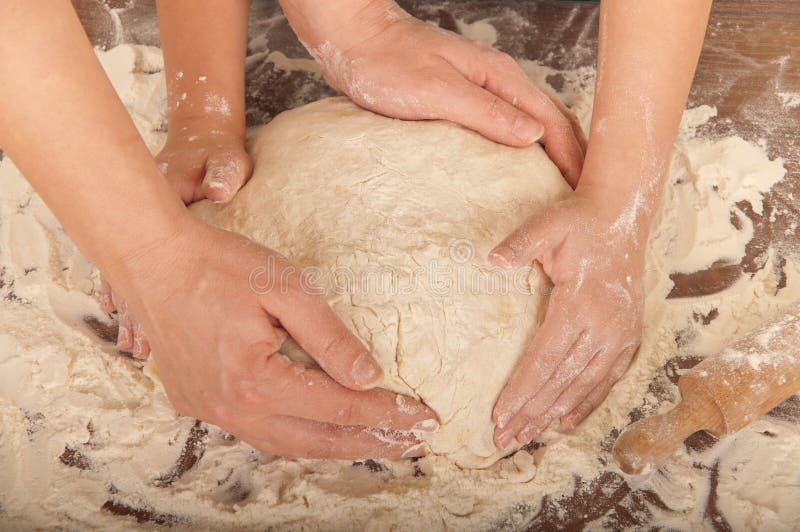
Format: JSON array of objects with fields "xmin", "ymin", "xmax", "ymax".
[
  {"xmin": 582, "ymin": 0, "xmax": 711, "ymax": 240},
  {"xmin": 156, "ymin": 0, "xmax": 248, "ymax": 137},
  {"xmin": 0, "ymin": 1, "xmax": 187, "ymax": 284},
  {"xmin": 279, "ymin": 0, "xmax": 405, "ymax": 51}
]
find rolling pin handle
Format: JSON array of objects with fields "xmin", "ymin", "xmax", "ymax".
[{"xmin": 612, "ymin": 400, "xmax": 712, "ymax": 475}]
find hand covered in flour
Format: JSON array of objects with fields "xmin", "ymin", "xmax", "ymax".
[
  {"xmin": 489, "ymin": 188, "xmax": 645, "ymax": 448},
  {"xmin": 281, "ymin": 0, "xmax": 586, "ymax": 185},
  {"xmin": 105, "ymin": 216, "xmax": 437, "ymax": 459},
  {"xmin": 155, "ymin": 117, "xmax": 252, "ymax": 204}
]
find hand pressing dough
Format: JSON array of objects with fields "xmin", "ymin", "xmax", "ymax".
[{"xmin": 191, "ymin": 97, "xmax": 570, "ymax": 467}]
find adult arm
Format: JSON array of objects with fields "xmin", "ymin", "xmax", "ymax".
[
  {"xmin": 0, "ymin": 0, "xmax": 436, "ymax": 459},
  {"xmin": 280, "ymin": 0, "xmax": 587, "ymax": 184}
]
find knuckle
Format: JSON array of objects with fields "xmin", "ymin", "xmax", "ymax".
[
  {"xmin": 230, "ymin": 381, "xmax": 260, "ymax": 408},
  {"xmin": 485, "ymin": 96, "xmax": 505, "ymax": 120},
  {"xmin": 320, "ymin": 330, "xmax": 354, "ymax": 361},
  {"xmin": 255, "ymin": 333, "xmax": 284, "ymax": 356},
  {"xmin": 337, "ymin": 400, "xmax": 361, "ymax": 426},
  {"xmin": 490, "ymin": 49, "xmax": 518, "ymax": 69}
]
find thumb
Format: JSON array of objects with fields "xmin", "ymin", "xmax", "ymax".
[
  {"xmin": 260, "ymin": 258, "xmax": 384, "ymax": 391},
  {"xmin": 489, "ymin": 207, "xmax": 566, "ymax": 269},
  {"xmin": 156, "ymin": 152, "xmax": 205, "ymax": 204},
  {"xmin": 202, "ymin": 147, "xmax": 254, "ymax": 203},
  {"xmin": 436, "ymin": 73, "xmax": 544, "ymax": 148},
  {"xmin": 282, "ymin": 299, "xmax": 385, "ymax": 391}
]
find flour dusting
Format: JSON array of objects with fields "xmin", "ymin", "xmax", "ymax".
[{"xmin": 1, "ymin": 36, "xmax": 799, "ymax": 530}]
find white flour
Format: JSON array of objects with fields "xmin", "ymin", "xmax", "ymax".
[{"xmin": 0, "ymin": 39, "xmax": 798, "ymax": 530}]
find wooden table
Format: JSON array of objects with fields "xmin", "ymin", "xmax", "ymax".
[{"xmin": 61, "ymin": 1, "xmax": 800, "ymax": 529}]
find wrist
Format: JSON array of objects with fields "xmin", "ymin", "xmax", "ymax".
[
  {"xmin": 166, "ymin": 113, "xmax": 245, "ymax": 143},
  {"xmin": 573, "ymin": 181, "xmax": 657, "ymax": 251},
  {"xmin": 164, "ymin": 73, "xmax": 245, "ymax": 138},
  {"xmin": 281, "ymin": 0, "xmax": 406, "ymax": 52},
  {"xmin": 100, "ymin": 207, "xmax": 201, "ymax": 297}
]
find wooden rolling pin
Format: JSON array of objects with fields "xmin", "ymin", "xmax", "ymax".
[{"xmin": 613, "ymin": 302, "xmax": 800, "ymax": 475}]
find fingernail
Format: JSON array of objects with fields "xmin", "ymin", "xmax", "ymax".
[
  {"xmin": 401, "ymin": 442, "xmax": 427, "ymax": 459},
  {"xmin": 557, "ymin": 419, "xmax": 572, "ymax": 432},
  {"xmin": 351, "ymin": 352, "xmax": 383, "ymax": 387},
  {"xmin": 495, "ymin": 410, "xmax": 511, "ymax": 429},
  {"xmin": 206, "ymin": 177, "xmax": 231, "ymax": 197},
  {"xmin": 497, "ymin": 428, "xmax": 516, "ymax": 449},
  {"xmin": 512, "ymin": 115, "xmax": 544, "ymax": 144},
  {"xmin": 117, "ymin": 326, "xmax": 129, "ymax": 345},
  {"xmin": 489, "ymin": 250, "xmax": 513, "ymax": 270},
  {"xmin": 411, "ymin": 419, "xmax": 439, "ymax": 433}
]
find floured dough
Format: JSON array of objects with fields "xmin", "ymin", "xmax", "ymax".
[{"xmin": 191, "ymin": 97, "xmax": 570, "ymax": 467}]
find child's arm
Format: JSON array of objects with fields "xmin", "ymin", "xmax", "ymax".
[
  {"xmin": 104, "ymin": 0, "xmax": 252, "ymax": 350},
  {"xmin": 154, "ymin": 0, "xmax": 251, "ymax": 204},
  {"xmin": 0, "ymin": 0, "xmax": 435, "ymax": 459},
  {"xmin": 490, "ymin": 0, "xmax": 713, "ymax": 447},
  {"xmin": 280, "ymin": 0, "xmax": 587, "ymax": 185}
]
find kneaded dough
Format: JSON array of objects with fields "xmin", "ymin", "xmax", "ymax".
[{"xmin": 191, "ymin": 97, "xmax": 570, "ymax": 467}]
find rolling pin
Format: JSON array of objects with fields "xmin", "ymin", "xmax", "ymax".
[{"xmin": 613, "ymin": 302, "xmax": 800, "ymax": 475}]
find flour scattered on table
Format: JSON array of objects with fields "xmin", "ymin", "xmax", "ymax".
[
  {"xmin": 778, "ymin": 91, "xmax": 800, "ymax": 109},
  {"xmin": 1, "ymin": 34, "xmax": 799, "ymax": 531}
]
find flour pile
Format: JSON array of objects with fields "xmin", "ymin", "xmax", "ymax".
[{"xmin": 1, "ymin": 38, "xmax": 799, "ymax": 530}]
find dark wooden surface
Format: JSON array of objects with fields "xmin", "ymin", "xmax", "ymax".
[{"xmin": 58, "ymin": 0, "xmax": 800, "ymax": 529}]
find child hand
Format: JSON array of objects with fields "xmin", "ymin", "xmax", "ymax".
[
  {"xmin": 488, "ymin": 186, "xmax": 646, "ymax": 447},
  {"xmin": 155, "ymin": 117, "xmax": 252, "ymax": 204}
]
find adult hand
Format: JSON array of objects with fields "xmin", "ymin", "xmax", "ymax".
[
  {"xmin": 105, "ymin": 215, "xmax": 437, "ymax": 459},
  {"xmin": 488, "ymin": 186, "xmax": 644, "ymax": 448},
  {"xmin": 101, "ymin": 117, "xmax": 252, "ymax": 352},
  {"xmin": 301, "ymin": 4, "xmax": 586, "ymax": 186}
]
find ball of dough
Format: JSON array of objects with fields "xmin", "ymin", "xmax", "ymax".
[{"xmin": 191, "ymin": 97, "xmax": 570, "ymax": 467}]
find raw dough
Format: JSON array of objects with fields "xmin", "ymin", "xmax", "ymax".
[{"xmin": 191, "ymin": 97, "xmax": 570, "ymax": 467}]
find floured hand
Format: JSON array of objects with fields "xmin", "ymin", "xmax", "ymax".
[
  {"xmin": 284, "ymin": 0, "xmax": 586, "ymax": 185},
  {"xmin": 489, "ymin": 186, "xmax": 645, "ymax": 448},
  {"xmin": 156, "ymin": 117, "xmax": 252, "ymax": 204},
  {"xmin": 102, "ymin": 215, "xmax": 437, "ymax": 459}
]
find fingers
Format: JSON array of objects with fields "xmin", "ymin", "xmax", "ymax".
[
  {"xmin": 492, "ymin": 304, "xmax": 578, "ymax": 438},
  {"xmin": 131, "ymin": 322, "xmax": 151, "ymax": 360},
  {"xmin": 480, "ymin": 56, "xmax": 585, "ymax": 186},
  {"xmin": 488, "ymin": 208, "xmax": 566, "ymax": 270},
  {"xmin": 444, "ymin": 42, "xmax": 585, "ymax": 184},
  {"xmin": 249, "ymin": 353, "xmax": 437, "ymax": 431},
  {"xmin": 492, "ymin": 324, "xmax": 586, "ymax": 448},
  {"xmin": 155, "ymin": 150, "xmax": 205, "ymax": 204},
  {"xmin": 501, "ymin": 335, "xmax": 600, "ymax": 445},
  {"xmin": 245, "ymin": 415, "xmax": 425, "ymax": 460},
  {"xmin": 262, "ymin": 267, "xmax": 386, "ymax": 390},
  {"xmin": 107, "ymin": 287, "xmax": 150, "ymax": 359},
  {"xmin": 99, "ymin": 275, "xmax": 115, "ymax": 314},
  {"xmin": 114, "ymin": 294, "xmax": 134, "ymax": 351},
  {"xmin": 543, "ymin": 89, "xmax": 588, "ymax": 158},
  {"xmin": 560, "ymin": 345, "xmax": 638, "ymax": 430},
  {"xmin": 201, "ymin": 147, "xmax": 253, "ymax": 203},
  {"xmin": 434, "ymin": 70, "xmax": 545, "ymax": 147}
]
